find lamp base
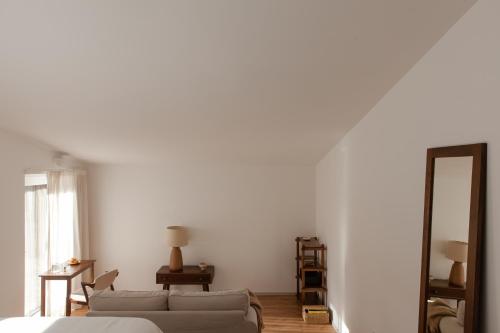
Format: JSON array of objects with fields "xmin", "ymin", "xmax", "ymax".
[
  {"xmin": 170, "ymin": 247, "xmax": 183, "ymax": 272},
  {"xmin": 449, "ymin": 262, "xmax": 465, "ymax": 288}
]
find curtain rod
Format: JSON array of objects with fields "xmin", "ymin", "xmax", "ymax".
[{"xmin": 24, "ymin": 168, "xmax": 87, "ymax": 174}]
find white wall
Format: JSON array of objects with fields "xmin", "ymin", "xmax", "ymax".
[
  {"xmin": 88, "ymin": 163, "xmax": 315, "ymax": 292},
  {"xmin": 0, "ymin": 130, "xmax": 54, "ymax": 316},
  {"xmin": 315, "ymin": 0, "xmax": 500, "ymax": 332}
]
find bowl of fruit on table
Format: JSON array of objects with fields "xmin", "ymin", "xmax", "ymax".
[{"xmin": 68, "ymin": 257, "xmax": 81, "ymax": 265}]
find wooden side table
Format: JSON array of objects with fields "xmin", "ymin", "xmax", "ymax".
[
  {"xmin": 156, "ymin": 265, "xmax": 214, "ymax": 291},
  {"xmin": 428, "ymin": 279, "xmax": 466, "ymax": 300}
]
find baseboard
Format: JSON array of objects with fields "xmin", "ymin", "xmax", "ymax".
[{"xmin": 254, "ymin": 292, "xmax": 296, "ymax": 296}]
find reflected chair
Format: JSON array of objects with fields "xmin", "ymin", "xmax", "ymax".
[{"xmin": 70, "ymin": 269, "xmax": 119, "ymax": 308}]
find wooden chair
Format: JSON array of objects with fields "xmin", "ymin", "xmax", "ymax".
[{"xmin": 70, "ymin": 269, "xmax": 119, "ymax": 308}]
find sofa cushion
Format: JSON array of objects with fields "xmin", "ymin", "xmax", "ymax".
[
  {"xmin": 168, "ymin": 289, "xmax": 249, "ymax": 313},
  {"xmin": 89, "ymin": 290, "xmax": 169, "ymax": 311}
]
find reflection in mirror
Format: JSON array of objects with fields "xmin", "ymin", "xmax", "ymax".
[
  {"xmin": 430, "ymin": 157, "xmax": 472, "ymax": 283},
  {"xmin": 427, "ymin": 156, "xmax": 473, "ymax": 333}
]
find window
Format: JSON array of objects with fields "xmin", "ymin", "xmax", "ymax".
[
  {"xmin": 24, "ymin": 174, "xmax": 49, "ymax": 316},
  {"xmin": 24, "ymin": 170, "xmax": 88, "ymax": 316}
]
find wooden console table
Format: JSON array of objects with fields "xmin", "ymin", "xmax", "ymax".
[
  {"xmin": 39, "ymin": 259, "xmax": 95, "ymax": 316},
  {"xmin": 156, "ymin": 265, "xmax": 214, "ymax": 291},
  {"xmin": 428, "ymin": 279, "xmax": 466, "ymax": 300}
]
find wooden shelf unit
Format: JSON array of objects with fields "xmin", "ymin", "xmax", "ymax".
[{"xmin": 295, "ymin": 237, "xmax": 327, "ymax": 305}]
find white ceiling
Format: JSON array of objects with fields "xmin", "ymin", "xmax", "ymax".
[{"xmin": 0, "ymin": 0, "xmax": 475, "ymax": 165}]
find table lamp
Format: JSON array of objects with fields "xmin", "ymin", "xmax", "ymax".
[
  {"xmin": 445, "ymin": 240, "xmax": 468, "ymax": 288},
  {"xmin": 166, "ymin": 226, "xmax": 188, "ymax": 272}
]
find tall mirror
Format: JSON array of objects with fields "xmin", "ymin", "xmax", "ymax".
[{"xmin": 418, "ymin": 144, "xmax": 486, "ymax": 333}]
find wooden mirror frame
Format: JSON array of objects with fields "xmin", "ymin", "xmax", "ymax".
[{"xmin": 418, "ymin": 143, "xmax": 486, "ymax": 333}]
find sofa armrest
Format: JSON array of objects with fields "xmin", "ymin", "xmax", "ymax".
[{"xmin": 244, "ymin": 307, "xmax": 259, "ymax": 331}]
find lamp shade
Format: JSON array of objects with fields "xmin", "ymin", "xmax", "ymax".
[
  {"xmin": 445, "ymin": 241, "xmax": 468, "ymax": 263},
  {"xmin": 166, "ymin": 226, "xmax": 188, "ymax": 247}
]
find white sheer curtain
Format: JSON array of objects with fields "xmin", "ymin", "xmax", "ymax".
[
  {"xmin": 46, "ymin": 170, "xmax": 89, "ymax": 316},
  {"xmin": 24, "ymin": 170, "xmax": 89, "ymax": 316}
]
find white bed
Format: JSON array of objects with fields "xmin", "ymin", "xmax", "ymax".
[{"xmin": 0, "ymin": 317, "xmax": 162, "ymax": 333}]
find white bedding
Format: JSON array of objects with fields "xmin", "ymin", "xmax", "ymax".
[
  {"xmin": 0, "ymin": 317, "xmax": 162, "ymax": 333},
  {"xmin": 440, "ymin": 316, "xmax": 464, "ymax": 333}
]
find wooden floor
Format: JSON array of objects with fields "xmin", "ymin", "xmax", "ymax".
[
  {"xmin": 71, "ymin": 306, "xmax": 88, "ymax": 317},
  {"xmin": 259, "ymin": 295, "xmax": 336, "ymax": 333},
  {"xmin": 73, "ymin": 295, "xmax": 336, "ymax": 333}
]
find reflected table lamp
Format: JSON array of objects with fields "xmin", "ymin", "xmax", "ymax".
[
  {"xmin": 166, "ymin": 226, "xmax": 188, "ymax": 272},
  {"xmin": 446, "ymin": 240, "xmax": 468, "ymax": 288}
]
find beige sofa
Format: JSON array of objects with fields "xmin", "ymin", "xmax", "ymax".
[{"xmin": 87, "ymin": 290, "xmax": 259, "ymax": 333}]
